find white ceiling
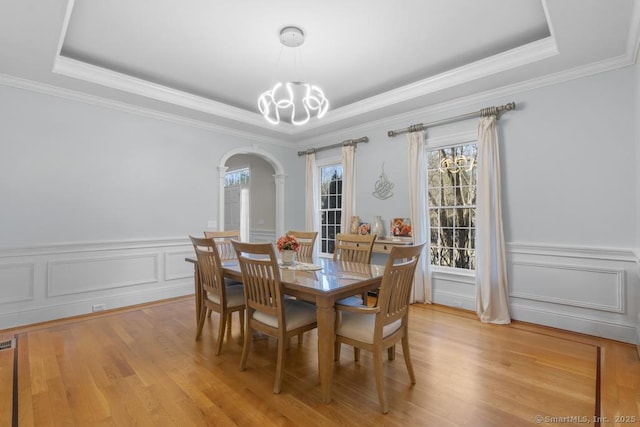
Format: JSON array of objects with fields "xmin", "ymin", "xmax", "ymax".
[{"xmin": 0, "ymin": 0, "xmax": 638, "ymax": 144}]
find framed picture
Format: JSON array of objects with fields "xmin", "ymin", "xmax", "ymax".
[
  {"xmin": 358, "ymin": 222, "xmax": 371, "ymax": 235},
  {"xmin": 391, "ymin": 218, "xmax": 412, "ymax": 237}
]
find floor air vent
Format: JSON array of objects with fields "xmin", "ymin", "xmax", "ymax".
[{"xmin": 0, "ymin": 338, "xmax": 15, "ymax": 351}]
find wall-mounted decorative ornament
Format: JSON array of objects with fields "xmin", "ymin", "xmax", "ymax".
[{"xmin": 372, "ymin": 162, "xmax": 394, "ymax": 200}]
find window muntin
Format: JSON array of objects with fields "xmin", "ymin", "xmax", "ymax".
[
  {"xmin": 427, "ymin": 143, "xmax": 477, "ymax": 270},
  {"xmin": 319, "ymin": 164, "xmax": 342, "ymax": 255},
  {"xmin": 224, "ymin": 168, "xmax": 250, "ymax": 187}
]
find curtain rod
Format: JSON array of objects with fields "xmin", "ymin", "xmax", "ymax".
[
  {"xmin": 297, "ymin": 136, "xmax": 369, "ymax": 156},
  {"xmin": 387, "ymin": 102, "xmax": 516, "ymax": 137}
]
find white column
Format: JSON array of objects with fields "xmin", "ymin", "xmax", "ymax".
[
  {"xmin": 217, "ymin": 166, "xmax": 228, "ymax": 231},
  {"xmin": 273, "ymin": 173, "xmax": 287, "ymax": 238}
]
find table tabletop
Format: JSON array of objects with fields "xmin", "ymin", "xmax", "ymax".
[{"xmin": 221, "ymin": 257, "xmax": 384, "ymax": 301}]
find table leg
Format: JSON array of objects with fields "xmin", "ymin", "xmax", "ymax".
[{"xmin": 316, "ymin": 301, "xmax": 335, "ymax": 404}]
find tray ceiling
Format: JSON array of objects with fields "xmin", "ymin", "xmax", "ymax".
[{"xmin": 0, "ymin": 0, "xmax": 638, "ymax": 143}]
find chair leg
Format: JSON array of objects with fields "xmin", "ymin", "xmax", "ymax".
[
  {"xmin": 207, "ymin": 308, "xmax": 213, "ymax": 318},
  {"xmin": 373, "ymin": 347, "xmax": 388, "ymax": 414},
  {"xmin": 215, "ymin": 311, "xmax": 226, "ymax": 355},
  {"xmin": 226, "ymin": 312, "xmax": 233, "ymax": 339},
  {"xmin": 239, "ymin": 310, "xmax": 245, "ymax": 338},
  {"xmin": 195, "ymin": 302, "xmax": 207, "ymax": 341},
  {"xmin": 388, "ymin": 345, "xmax": 396, "ymax": 361},
  {"xmin": 334, "ymin": 340, "xmax": 342, "ymax": 361},
  {"xmin": 273, "ymin": 335, "xmax": 287, "ymax": 394},
  {"xmin": 361, "ymin": 292, "xmax": 368, "ymax": 305},
  {"xmin": 297, "ymin": 332, "xmax": 303, "ymax": 343},
  {"xmin": 239, "ymin": 321, "xmax": 252, "ymax": 371},
  {"xmin": 354, "ymin": 347, "xmax": 361, "ymax": 362},
  {"xmin": 401, "ymin": 335, "xmax": 416, "ymax": 384}
]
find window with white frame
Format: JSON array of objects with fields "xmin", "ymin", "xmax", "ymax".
[
  {"xmin": 318, "ymin": 162, "xmax": 342, "ymax": 255},
  {"xmin": 427, "ymin": 142, "xmax": 477, "ymax": 270}
]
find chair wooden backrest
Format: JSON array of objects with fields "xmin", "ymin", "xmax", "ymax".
[
  {"xmin": 204, "ymin": 230, "xmax": 240, "ymax": 261},
  {"xmin": 286, "ymin": 230, "xmax": 317, "ymax": 261},
  {"xmin": 231, "ymin": 241, "xmax": 283, "ymax": 320},
  {"xmin": 376, "ymin": 243, "xmax": 426, "ymax": 331},
  {"xmin": 190, "ymin": 236, "xmax": 227, "ymax": 306},
  {"xmin": 333, "ymin": 233, "xmax": 376, "ymax": 264}
]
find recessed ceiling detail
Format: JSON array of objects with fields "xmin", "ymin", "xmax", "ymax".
[{"xmin": 0, "ymin": 0, "xmax": 637, "ymax": 141}]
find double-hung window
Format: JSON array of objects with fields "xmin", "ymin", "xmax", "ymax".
[
  {"xmin": 427, "ymin": 142, "xmax": 478, "ymax": 270},
  {"xmin": 318, "ymin": 161, "xmax": 343, "ymax": 256}
]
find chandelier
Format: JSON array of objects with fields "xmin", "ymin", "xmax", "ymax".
[{"xmin": 258, "ymin": 26, "xmax": 329, "ymax": 126}]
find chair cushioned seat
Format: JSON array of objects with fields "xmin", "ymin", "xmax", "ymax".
[
  {"xmin": 206, "ymin": 285, "xmax": 244, "ymax": 308},
  {"xmin": 253, "ymin": 299, "xmax": 316, "ymax": 331},
  {"xmin": 335, "ymin": 295, "xmax": 365, "ymax": 306},
  {"xmin": 336, "ymin": 312, "xmax": 401, "ymax": 344},
  {"xmin": 224, "ymin": 277, "xmax": 243, "ymax": 287}
]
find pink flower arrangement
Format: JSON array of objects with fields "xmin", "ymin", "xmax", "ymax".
[{"xmin": 276, "ymin": 234, "xmax": 300, "ymax": 252}]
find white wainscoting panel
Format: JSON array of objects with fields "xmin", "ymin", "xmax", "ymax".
[
  {"xmin": 48, "ymin": 253, "xmax": 159, "ymax": 297},
  {"xmin": 165, "ymin": 249, "xmax": 195, "ymax": 281},
  {"xmin": 507, "ymin": 243, "xmax": 639, "ymax": 344},
  {"xmin": 0, "ymin": 262, "xmax": 35, "ymax": 303},
  {"xmin": 0, "ymin": 238, "xmax": 194, "ymax": 329},
  {"xmin": 430, "ymin": 243, "xmax": 639, "ymax": 344},
  {"xmin": 510, "ymin": 261, "xmax": 624, "ymax": 313}
]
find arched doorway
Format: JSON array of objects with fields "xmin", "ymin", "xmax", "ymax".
[{"xmin": 218, "ymin": 145, "xmax": 285, "ymax": 240}]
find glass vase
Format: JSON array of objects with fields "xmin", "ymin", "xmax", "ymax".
[{"xmin": 372, "ymin": 216, "xmax": 384, "ymax": 238}]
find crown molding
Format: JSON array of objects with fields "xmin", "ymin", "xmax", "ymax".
[
  {"xmin": 298, "ymin": 36, "xmax": 559, "ymax": 134},
  {"xmin": 0, "ymin": 72, "xmax": 292, "ymax": 147},
  {"xmin": 2, "ymin": 42, "xmax": 637, "ymax": 150},
  {"xmin": 52, "ymin": 56, "xmax": 299, "ymax": 135},
  {"xmin": 297, "ymin": 51, "xmax": 636, "ymax": 148}
]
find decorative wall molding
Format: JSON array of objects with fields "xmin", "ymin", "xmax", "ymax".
[
  {"xmin": 507, "ymin": 242, "xmax": 638, "ymax": 262},
  {"xmin": 0, "ymin": 72, "xmax": 286, "ymax": 147},
  {"xmin": 509, "ymin": 261, "xmax": 624, "ymax": 313},
  {"xmin": 0, "ymin": 262, "xmax": 35, "ymax": 304},
  {"xmin": 510, "ymin": 301, "xmax": 638, "ymax": 344},
  {"xmin": 47, "ymin": 253, "xmax": 159, "ymax": 297},
  {"xmin": 164, "ymin": 250, "xmax": 195, "ymax": 281},
  {"xmin": 0, "ymin": 42, "xmax": 634, "ymax": 148},
  {"xmin": 0, "ymin": 238, "xmax": 195, "ymax": 330},
  {"xmin": 430, "ymin": 241, "xmax": 639, "ymax": 344},
  {"xmin": 0, "ymin": 237, "xmax": 190, "ymax": 258},
  {"xmin": 0, "ymin": 282, "xmax": 191, "ymax": 331},
  {"xmin": 297, "ymin": 54, "xmax": 635, "ymax": 148}
]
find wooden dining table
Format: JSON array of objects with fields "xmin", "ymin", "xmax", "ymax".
[{"xmin": 186, "ymin": 255, "xmax": 385, "ymax": 404}]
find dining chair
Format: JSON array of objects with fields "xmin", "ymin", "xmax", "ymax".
[
  {"xmin": 333, "ymin": 233, "xmax": 376, "ymax": 264},
  {"xmin": 204, "ymin": 230, "xmax": 241, "ymax": 263},
  {"xmin": 333, "ymin": 233, "xmax": 376, "ymax": 305},
  {"xmin": 189, "ymin": 236, "xmax": 245, "ymax": 355},
  {"xmin": 286, "ymin": 230, "xmax": 317, "ymax": 262},
  {"xmin": 203, "ymin": 230, "xmax": 244, "ymax": 332},
  {"xmin": 232, "ymin": 240, "xmax": 318, "ymax": 394},
  {"xmin": 334, "ymin": 243, "xmax": 425, "ymax": 414}
]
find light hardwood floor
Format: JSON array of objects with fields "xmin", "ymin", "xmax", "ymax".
[{"xmin": 1, "ymin": 297, "xmax": 638, "ymax": 426}]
